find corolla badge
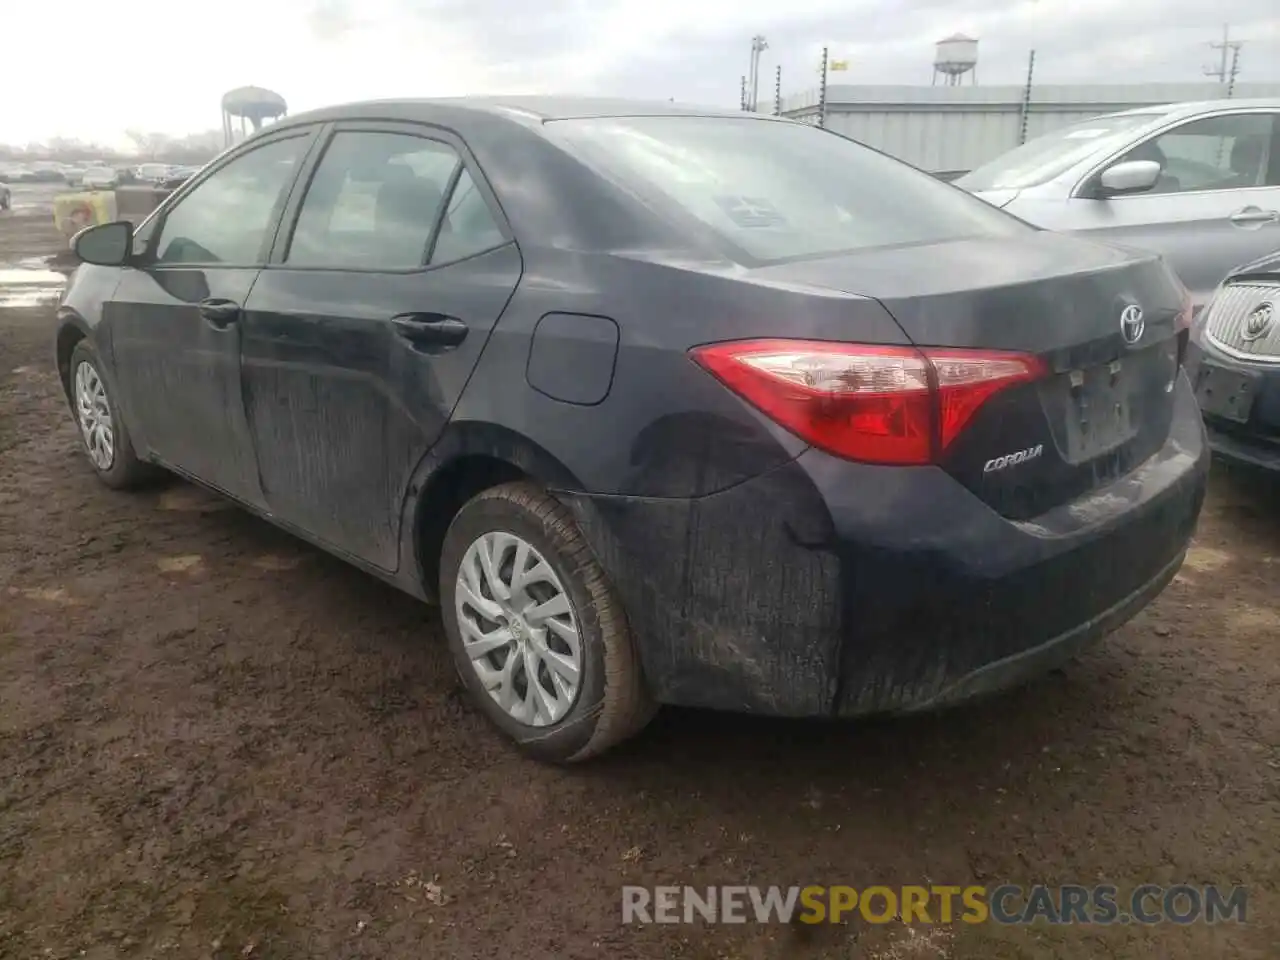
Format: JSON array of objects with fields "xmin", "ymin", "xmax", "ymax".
[
  {"xmin": 984, "ymin": 444, "xmax": 1043, "ymax": 474},
  {"xmin": 1120, "ymin": 303, "xmax": 1145, "ymax": 344},
  {"xmin": 1241, "ymin": 301, "xmax": 1275, "ymax": 343}
]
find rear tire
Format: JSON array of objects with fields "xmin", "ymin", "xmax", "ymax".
[
  {"xmin": 68, "ymin": 340, "xmax": 155, "ymax": 489},
  {"xmin": 439, "ymin": 481, "xmax": 655, "ymax": 763}
]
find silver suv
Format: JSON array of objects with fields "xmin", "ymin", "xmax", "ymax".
[{"xmin": 957, "ymin": 99, "xmax": 1280, "ymax": 313}]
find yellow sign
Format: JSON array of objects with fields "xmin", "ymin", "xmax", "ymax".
[
  {"xmin": 830, "ymin": 59, "xmax": 849, "ymax": 71},
  {"xmin": 52, "ymin": 191, "xmax": 117, "ymax": 243}
]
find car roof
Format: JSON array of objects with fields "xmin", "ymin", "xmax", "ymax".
[{"xmin": 273, "ymin": 95, "xmax": 779, "ymax": 131}]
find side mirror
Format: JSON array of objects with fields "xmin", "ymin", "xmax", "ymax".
[
  {"xmin": 72, "ymin": 220, "xmax": 134, "ymax": 267},
  {"xmin": 1096, "ymin": 160, "xmax": 1161, "ymax": 197}
]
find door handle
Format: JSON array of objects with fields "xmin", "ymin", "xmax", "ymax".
[
  {"xmin": 390, "ymin": 312, "xmax": 468, "ymax": 349},
  {"xmin": 198, "ymin": 298, "xmax": 241, "ymax": 328},
  {"xmin": 1229, "ymin": 206, "xmax": 1279, "ymax": 227}
]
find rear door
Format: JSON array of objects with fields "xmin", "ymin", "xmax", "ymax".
[
  {"xmin": 239, "ymin": 121, "xmax": 521, "ymax": 570},
  {"xmin": 1065, "ymin": 110, "xmax": 1280, "ymax": 310},
  {"xmin": 104, "ymin": 129, "xmax": 317, "ymax": 507}
]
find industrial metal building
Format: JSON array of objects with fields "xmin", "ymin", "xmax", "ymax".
[{"xmin": 776, "ymin": 82, "xmax": 1280, "ymax": 175}]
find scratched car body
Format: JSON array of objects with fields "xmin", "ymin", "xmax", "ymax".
[{"xmin": 55, "ymin": 97, "xmax": 1209, "ymax": 762}]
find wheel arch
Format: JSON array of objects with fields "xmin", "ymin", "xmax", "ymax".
[
  {"xmin": 54, "ymin": 310, "xmax": 93, "ymax": 405},
  {"xmin": 400, "ymin": 420, "xmax": 587, "ymax": 602}
]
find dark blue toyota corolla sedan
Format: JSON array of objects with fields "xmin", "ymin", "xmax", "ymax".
[{"xmin": 56, "ymin": 97, "xmax": 1208, "ymax": 761}]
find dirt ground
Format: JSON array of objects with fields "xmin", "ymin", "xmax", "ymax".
[{"xmin": 0, "ymin": 207, "xmax": 1278, "ymax": 960}]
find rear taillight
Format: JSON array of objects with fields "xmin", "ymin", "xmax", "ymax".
[{"xmin": 691, "ymin": 339, "xmax": 1046, "ymax": 466}]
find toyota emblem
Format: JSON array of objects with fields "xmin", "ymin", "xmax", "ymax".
[
  {"xmin": 1120, "ymin": 303, "xmax": 1145, "ymax": 344},
  {"xmin": 1241, "ymin": 301, "xmax": 1275, "ymax": 343}
]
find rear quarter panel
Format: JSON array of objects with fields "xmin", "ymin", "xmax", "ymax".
[{"xmin": 450, "ymin": 245, "xmax": 911, "ymax": 498}]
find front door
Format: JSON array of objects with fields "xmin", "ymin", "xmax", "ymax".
[
  {"xmin": 1066, "ymin": 111, "xmax": 1280, "ymax": 311},
  {"xmin": 105, "ymin": 131, "xmax": 316, "ymax": 507},
  {"xmin": 238, "ymin": 123, "xmax": 521, "ymax": 569}
]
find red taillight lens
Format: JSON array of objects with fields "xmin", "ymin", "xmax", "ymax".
[{"xmin": 691, "ymin": 339, "xmax": 1046, "ymax": 466}]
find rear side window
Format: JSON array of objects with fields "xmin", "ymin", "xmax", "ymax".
[
  {"xmin": 547, "ymin": 116, "xmax": 1027, "ymax": 264},
  {"xmin": 287, "ymin": 132, "xmax": 457, "ymax": 269},
  {"xmin": 430, "ymin": 169, "xmax": 508, "ymax": 264},
  {"xmin": 286, "ymin": 131, "xmax": 506, "ymax": 269}
]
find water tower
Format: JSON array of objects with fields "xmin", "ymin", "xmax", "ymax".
[
  {"xmin": 933, "ymin": 34, "xmax": 979, "ymax": 86},
  {"xmin": 221, "ymin": 86, "xmax": 288, "ymax": 146}
]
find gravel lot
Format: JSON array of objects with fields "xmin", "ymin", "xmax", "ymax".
[{"xmin": 0, "ymin": 206, "xmax": 1277, "ymax": 959}]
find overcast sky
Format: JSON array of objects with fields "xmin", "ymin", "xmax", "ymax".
[{"xmin": 2, "ymin": 0, "xmax": 1278, "ymax": 147}]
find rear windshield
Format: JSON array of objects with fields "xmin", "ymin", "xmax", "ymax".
[
  {"xmin": 956, "ymin": 113, "xmax": 1163, "ymax": 191},
  {"xmin": 546, "ymin": 115, "xmax": 1028, "ymax": 264}
]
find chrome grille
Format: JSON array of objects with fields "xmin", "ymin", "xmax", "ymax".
[{"xmin": 1205, "ymin": 282, "xmax": 1280, "ymax": 362}]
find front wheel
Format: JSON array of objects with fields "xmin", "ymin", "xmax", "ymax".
[
  {"xmin": 439, "ymin": 481, "xmax": 655, "ymax": 763},
  {"xmin": 68, "ymin": 340, "xmax": 155, "ymax": 489}
]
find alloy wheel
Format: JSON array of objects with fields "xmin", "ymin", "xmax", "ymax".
[
  {"xmin": 74, "ymin": 360, "xmax": 115, "ymax": 471},
  {"xmin": 455, "ymin": 531, "xmax": 583, "ymax": 727}
]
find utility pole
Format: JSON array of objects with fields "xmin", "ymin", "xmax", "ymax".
[
  {"xmin": 774, "ymin": 65, "xmax": 782, "ymax": 116},
  {"xmin": 1204, "ymin": 24, "xmax": 1244, "ymax": 88},
  {"xmin": 1018, "ymin": 49, "xmax": 1036, "ymax": 145},
  {"xmin": 747, "ymin": 35, "xmax": 769, "ymax": 112},
  {"xmin": 740, "ymin": 75, "xmax": 748, "ymax": 111},
  {"xmin": 818, "ymin": 46, "xmax": 829, "ymax": 129}
]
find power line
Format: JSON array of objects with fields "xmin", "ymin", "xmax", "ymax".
[
  {"xmin": 747, "ymin": 35, "xmax": 768, "ymax": 112},
  {"xmin": 1226, "ymin": 44, "xmax": 1243, "ymax": 98},
  {"xmin": 818, "ymin": 46, "xmax": 828, "ymax": 129},
  {"xmin": 1203, "ymin": 23, "xmax": 1244, "ymax": 88},
  {"xmin": 1019, "ymin": 50, "xmax": 1037, "ymax": 145}
]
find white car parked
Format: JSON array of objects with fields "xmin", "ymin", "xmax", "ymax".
[
  {"xmin": 134, "ymin": 162, "xmax": 171, "ymax": 183},
  {"xmin": 956, "ymin": 98, "xmax": 1280, "ymax": 313},
  {"xmin": 81, "ymin": 166, "xmax": 120, "ymax": 190}
]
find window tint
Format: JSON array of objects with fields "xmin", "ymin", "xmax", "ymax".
[
  {"xmin": 287, "ymin": 132, "xmax": 458, "ymax": 269},
  {"xmin": 1120, "ymin": 114, "xmax": 1278, "ymax": 194},
  {"xmin": 430, "ymin": 168, "xmax": 506, "ymax": 264},
  {"xmin": 548, "ymin": 116, "xmax": 1026, "ymax": 264},
  {"xmin": 155, "ymin": 137, "xmax": 306, "ymax": 265}
]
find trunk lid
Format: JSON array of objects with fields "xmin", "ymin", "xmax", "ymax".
[{"xmin": 754, "ymin": 233, "xmax": 1186, "ymax": 520}]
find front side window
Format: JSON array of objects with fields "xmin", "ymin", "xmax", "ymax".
[
  {"xmin": 548, "ymin": 116, "xmax": 1028, "ymax": 264},
  {"xmin": 154, "ymin": 136, "xmax": 307, "ymax": 265},
  {"xmin": 286, "ymin": 131, "xmax": 462, "ymax": 269},
  {"xmin": 1118, "ymin": 113, "xmax": 1278, "ymax": 194}
]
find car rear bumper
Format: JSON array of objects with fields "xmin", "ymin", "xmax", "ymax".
[
  {"xmin": 1184, "ymin": 335, "xmax": 1280, "ymax": 475},
  {"xmin": 565, "ymin": 373, "xmax": 1208, "ymax": 718},
  {"xmin": 897, "ymin": 548, "xmax": 1184, "ymax": 713},
  {"xmin": 1204, "ymin": 421, "xmax": 1280, "ymax": 472}
]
